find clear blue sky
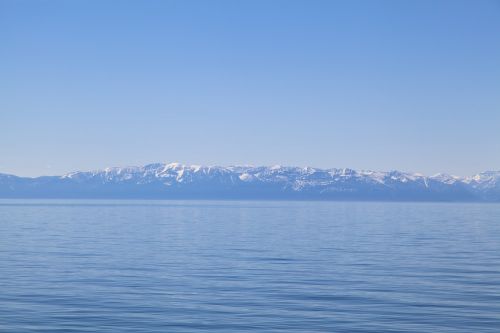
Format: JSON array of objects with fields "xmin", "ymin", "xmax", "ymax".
[{"xmin": 1, "ymin": 0, "xmax": 499, "ymax": 177}]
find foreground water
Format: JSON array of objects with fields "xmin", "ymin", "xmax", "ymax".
[{"xmin": 0, "ymin": 200, "xmax": 499, "ymax": 332}]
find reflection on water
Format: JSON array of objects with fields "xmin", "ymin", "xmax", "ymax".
[{"xmin": 1, "ymin": 200, "xmax": 500, "ymax": 332}]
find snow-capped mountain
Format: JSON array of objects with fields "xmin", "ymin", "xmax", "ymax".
[{"xmin": 0, "ymin": 163, "xmax": 499, "ymax": 201}]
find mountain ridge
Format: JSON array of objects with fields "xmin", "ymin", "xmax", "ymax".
[{"xmin": 0, "ymin": 163, "xmax": 499, "ymax": 201}]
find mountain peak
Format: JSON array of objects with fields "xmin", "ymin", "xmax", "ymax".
[{"xmin": 1, "ymin": 163, "xmax": 499, "ymax": 201}]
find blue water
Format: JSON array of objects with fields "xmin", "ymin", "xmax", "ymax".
[{"xmin": 1, "ymin": 200, "xmax": 499, "ymax": 332}]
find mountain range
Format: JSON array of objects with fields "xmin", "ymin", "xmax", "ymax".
[{"xmin": 1, "ymin": 163, "xmax": 499, "ymax": 201}]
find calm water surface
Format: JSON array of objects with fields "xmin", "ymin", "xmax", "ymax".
[{"xmin": 1, "ymin": 200, "xmax": 499, "ymax": 332}]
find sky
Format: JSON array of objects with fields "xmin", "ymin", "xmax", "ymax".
[{"xmin": 1, "ymin": 0, "xmax": 499, "ymax": 177}]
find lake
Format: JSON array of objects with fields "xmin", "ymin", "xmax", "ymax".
[{"xmin": 1, "ymin": 200, "xmax": 499, "ymax": 332}]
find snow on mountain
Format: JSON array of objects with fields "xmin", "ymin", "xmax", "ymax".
[
  {"xmin": 465, "ymin": 171, "xmax": 500, "ymax": 187},
  {"xmin": 462, "ymin": 171, "xmax": 500, "ymax": 201},
  {"xmin": 430, "ymin": 173, "xmax": 462, "ymax": 184},
  {"xmin": 1, "ymin": 163, "xmax": 499, "ymax": 201}
]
